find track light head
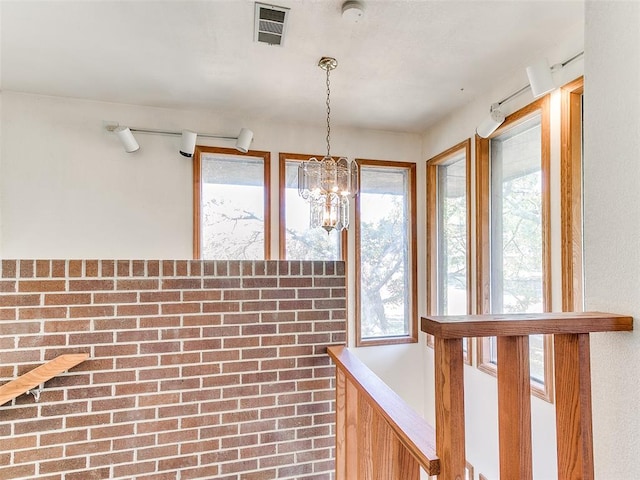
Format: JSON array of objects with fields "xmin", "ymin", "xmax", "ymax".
[
  {"xmin": 179, "ymin": 130, "xmax": 197, "ymax": 157},
  {"xmin": 235, "ymin": 128, "xmax": 253, "ymax": 153},
  {"xmin": 526, "ymin": 58, "xmax": 555, "ymax": 98},
  {"xmin": 114, "ymin": 126, "xmax": 140, "ymax": 153},
  {"xmin": 476, "ymin": 104, "xmax": 505, "ymax": 138}
]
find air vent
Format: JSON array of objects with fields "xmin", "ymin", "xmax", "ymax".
[{"xmin": 254, "ymin": 3, "xmax": 289, "ymax": 46}]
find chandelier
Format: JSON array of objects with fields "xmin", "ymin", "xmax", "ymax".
[{"xmin": 298, "ymin": 57, "xmax": 359, "ymax": 233}]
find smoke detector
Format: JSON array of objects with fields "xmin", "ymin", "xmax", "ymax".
[
  {"xmin": 254, "ymin": 3, "xmax": 289, "ymax": 46},
  {"xmin": 342, "ymin": 1, "xmax": 365, "ymax": 23}
]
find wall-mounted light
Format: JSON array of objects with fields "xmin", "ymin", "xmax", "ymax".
[{"xmin": 105, "ymin": 123, "xmax": 253, "ymax": 155}]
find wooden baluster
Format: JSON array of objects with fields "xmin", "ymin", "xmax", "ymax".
[
  {"xmin": 336, "ymin": 369, "xmax": 347, "ymax": 480},
  {"xmin": 497, "ymin": 335, "xmax": 533, "ymax": 480},
  {"xmin": 554, "ymin": 333, "xmax": 594, "ymax": 480},
  {"xmin": 434, "ymin": 336, "xmax": 466, "ymax": 480}
]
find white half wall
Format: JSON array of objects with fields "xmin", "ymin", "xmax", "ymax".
[{"xmin": 584, "ymin": 2, "xmax": 640, "ymax": 479}]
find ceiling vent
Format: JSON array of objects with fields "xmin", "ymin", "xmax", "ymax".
[{"xmin": 254, "ymin": 3, "xmax": 289, "ymax": 46}]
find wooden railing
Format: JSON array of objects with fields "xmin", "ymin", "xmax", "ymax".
[
  {"xmin": 330, "ymin": 312, "xmax": 632, "ymax": 480},
  {"xmin": 328, "ymin": 345, "xmax": 440, "ymax": 479}
]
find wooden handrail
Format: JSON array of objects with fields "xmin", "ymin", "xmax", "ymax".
[
  {"xmin": 0, "ymin": 353, "xmax": 89, "ymax": 406},
  {"xmin": 422, "ymin": 311, "xmax": 632, "ymax": 480},
  {"xmin": 328, "ymin": 345, "xmax": 440, "ymax": 479}
]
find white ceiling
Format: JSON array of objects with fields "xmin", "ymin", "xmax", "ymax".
[{"xmin": 0, "ymin": 0, "xmax": 584, "ymax": 133}]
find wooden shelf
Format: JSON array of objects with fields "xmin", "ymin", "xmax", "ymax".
[{"xmin": 0, "ymin": 353, "xmax": 89, "ymax": 406}]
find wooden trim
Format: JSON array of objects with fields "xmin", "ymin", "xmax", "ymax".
[
  {"xmin": 0, "ymin": 353, "xmax": 89, "ymax": 406},
  {"xmin": 425, "ymin": 139, "xmax": 472, "ymax": 364},
  {"xmin": 355, "ymin": 159, "xmax": 418, "ymax": 347},
  {"xmin": 560, "ymin": 77, "xmax": 584, "ymax": 312},
  {"xmin": 192, "ymin": 148, "xmax": 203, "ymax": 259},
  {"xmin": 192, "ymin": 146, "xmax": 271, "ymax": 260},
  {"xmin": 475, "ymin": 134, "xmax": 491, "ymax": 316},
  {"xmin": 328, "ymin": 346, "xmax": 440, "ymax": 475}
]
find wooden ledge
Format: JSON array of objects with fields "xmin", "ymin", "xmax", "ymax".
[
  {"xmin": 421, "ymin": 312, "xmax": 633, "ymax": 339},
  {"xmin": 0, "ymin": 353, "xmax": 89, "ymax": 406},
  {"xmin": 328, "ymin": 345, "xmax": 440, "ymax": 474}
]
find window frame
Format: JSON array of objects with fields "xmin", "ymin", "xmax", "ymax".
[
  {"xmin": 277, "ymin": 152, "xmax": 347, "ymax": 261},
  {"xmin": 355, "ymin": 159, "xmax": 418, "ymax": 347},
  {"xmin": 192, "ymin": 146, "xmax": 271, "ymax": 260},
  {"xmin": 426, "ymin": 139, "xmax": 473, "ymax": 365},
  {"xmin": 475, "ymin": 96, "xmax": 554, "ymax": 402},
  {"xmin": 560, "ymin": 77, "xmax": 584, "ymax": 312}
]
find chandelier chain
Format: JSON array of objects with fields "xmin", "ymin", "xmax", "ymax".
[{"xmin": 325, "ymin": 66, "xmax": 331, "ymax": 158}]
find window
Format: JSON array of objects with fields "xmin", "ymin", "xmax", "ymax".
[
  {"xmin": 193, "ymin": 146, "xmax": 271, "ymax": 260},
  {"xmin": 278, "ymin": 153, "xmax": 345, "ymax": 260},
  {"xmin": 476, "ymin": 97, "xmax": 553, "ymax": 401},
  {"xmin": 356, "ymin": 160, "xmax": 417, "ymax": 346},
  {"xmin": 426, "ymin": 140, "xmax": 472, "ymax": 363}
]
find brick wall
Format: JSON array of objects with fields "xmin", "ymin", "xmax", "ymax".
[{"xmin": 0, "ymin": 259, "xmax": 346, "ymax": 480}]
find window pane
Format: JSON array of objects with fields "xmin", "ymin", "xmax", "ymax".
[
  {"xmin": 284, "ymin": 160, "xmax": 341, "ymax": 260},
  {"xmin": 490, "ymin": 114, "xmax": 545, "ymax": 381},
  {"xmin": 201, "ymin": 153, "xmax": 265, "ymax": 260},
  {"xmin": 437, "ymin": 154, "xmax": 468, "ymax": 315},
  {"xmin": 359, "ymin": 166, "xmax": 411, "ymax": 339}
]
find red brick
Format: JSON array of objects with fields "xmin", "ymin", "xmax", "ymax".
[
  {"xmin": 94, "ymin": 317, "xmax": 137, "ymax": 330},
  {"xmin": 113, "ymin": 461, "xmax": 156, "ymax": 477},
  {"xmin": 68, "ymin": 279, "xmax": 114, "ymax": 291},
  {"xmin": 140, "ymin": 291, "xmax": 180, "ymax": 303},
  {"xmin": 85, "ymin": 260, "xmax": 100, "ymax": 277},
  {"xmin": 161, "ymin": 302, "xmax": 201, "ymax": 314},
  {"xmin": 93, "ymin": 292, "xmax": 138, "ymax": 304},
  {"xmin": 116, "ymin": 279, "xmax": 159, "ymax": 290},
  {"xmin": 90, "ymin": 450, "xmax": 134, "ymax": 467},
  {"xmin": 162, "ymin": 278, "xmax": 202, "ymax": 290},
  {"xmin": 40, "ymin": 430, "xmax": 88, "ymax": 446},
  {"xmin": 117, "ymin": 260, "xmax": 130, "ymax": 276},
  {"xmin": 117, "ymin": 303, "xmax": 159, "ymax": 316},
  {"xmin": 91, "ymin": 423, "xmax": 135, "ymax": 440},
  {"xmin": 0, "ymin": 307, "xmax": 16, "ymax": 319},
  {"xmin": 68, "ymin": 260, "xmax": 83, "ymax": 277},
  {"xmin": 182, "ymin": 290, "xmax": 221, "ymax": 301},
  {"xmin": 0, "ymin": 294, "xmax": 40, "ymax": 307},
  {"xmin": 19, "ymin": 306, "xmax": 67, "ymax": 319},
  {"xmin": 1, "ymin": 259, "xmax": 17, "ymax": 278},
  {"xmin": 44, "ymin": 293, "xmax": 91, "ymax": 305},
  {"xmin": 65, "ymin": 413, "xmax": 111, "ymax": 428},
  {"xmin": 158, "ymin": 454, "xmax": 198, "ymax": 471},
  {"xmin": 100, "ymin": 260, "xmax": 115, "ymax": 277},
  {"xmin": 64, "ymin": 440, "xmax": 110, "ymax": 456},
  {"xmin": 0, "ymin": 465, "xmax": 36, "ymax": 478}
]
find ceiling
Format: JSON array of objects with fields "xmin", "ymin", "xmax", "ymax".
[{"xmin": 0, "ymin": 0, "xmax": 584, "ymax": 133}]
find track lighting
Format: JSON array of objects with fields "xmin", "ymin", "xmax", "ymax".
[
  {"xmin": 105, "ymin": 123, "xmax": 253, "ymax": 155},
  {"xmin": 476, "ymin": 51, "xmax": 584, "ymax": 138}
]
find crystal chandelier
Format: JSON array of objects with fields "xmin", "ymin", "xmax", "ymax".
[{"xmin": 298, "ymin": 57, "xmax": 359, "ymax": 233}]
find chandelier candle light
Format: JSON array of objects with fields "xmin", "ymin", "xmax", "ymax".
[{"xmin": 298, "ymin": 57, "xmax": 359, "ymax": 233}]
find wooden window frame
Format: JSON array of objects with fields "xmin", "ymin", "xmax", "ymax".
[
  {"xmin": 561, "ymin": 77, "xmax": 584, "ymax": 312},
  {"xmin": 475, "ymin": 96, "xmax": 554, "ymax": 402},
  {"xmin": 192, "ymin": 146, "xmax": 271, "ymax": 260},
  {"xmin": 277, "ymin": 152, "xmax": 347, "ymax": 261},
  {"xmin": 426, "ymin": 139, "xmax": 473, "ymax": 365},
  {"xmin": 355, "ymin": 159, "xmax": 418, "ymax": 347}
]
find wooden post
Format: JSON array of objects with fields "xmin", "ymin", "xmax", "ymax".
[
  {"xmin": 434, "ymin": 336, "xmax": 466, "ymax": 480},
  {"xmin": 554, "ymin": 333, "xmax": 594, "ymax": 480},
  {"xmin": 497, "ymin": 335, "xmax": 533, "ymax": 480}
]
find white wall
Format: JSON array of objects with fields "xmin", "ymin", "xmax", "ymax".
[
  {"xmin": 584, "ymin": 2, "xmax": 640, "ymax": 479},
  {"xmin": 420, "ymin": 33, "xmax": 584, "ymax": 480}
]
